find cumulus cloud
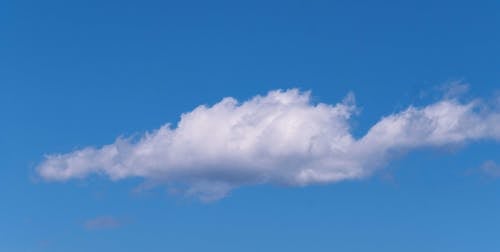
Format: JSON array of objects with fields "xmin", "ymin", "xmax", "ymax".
[{"xmin": 37, "ymin": 88, "xmax": 500, "ymax": 201}]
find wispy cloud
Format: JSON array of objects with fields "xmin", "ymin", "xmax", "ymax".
[
  {"xmin": 84, "ymin": 216, "xmax": 124, "ymax": 230},
  {"xmin": 37, "ymin": 86, "xmax": 500, "ymax": 201},
  {"xmin": 478, "ymin": 160, "xmax": 500, "ymax": 178}
]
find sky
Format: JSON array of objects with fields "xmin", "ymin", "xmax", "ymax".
[{"xmin": 1, "ymin": 0, "xmax": 500, "ymax": 251}]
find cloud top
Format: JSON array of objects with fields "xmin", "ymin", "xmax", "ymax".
[{"xmin": 37, "ymin": 88, "xmax": 500, "ymax": 200}]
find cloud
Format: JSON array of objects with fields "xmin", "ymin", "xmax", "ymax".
[
  {"xmin": 478, "ymin": 161, "xmax": 500, "ymax": 178},
  {"xmin": 84, "ymin": 216, "xmax": 124, "ymax": 230},
  {"xmin": 37, "ymin": 88, "xmax": 500, "ymax": 201}
]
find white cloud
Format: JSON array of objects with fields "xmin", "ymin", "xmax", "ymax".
[{"xmin": 37, "ymin": 88, "xmax": 500, "ymax": 201}]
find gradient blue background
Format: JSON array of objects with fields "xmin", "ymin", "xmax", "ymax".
[{"xmin": 1, "ymin": 0, "xmax": 500, "ymax": 251}]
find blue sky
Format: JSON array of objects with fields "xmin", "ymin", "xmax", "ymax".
[{"xmin": 1, "ymin": 0, "xmax": 500, "ymax": 251}]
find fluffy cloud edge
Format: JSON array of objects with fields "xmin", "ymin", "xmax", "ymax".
[{"xmin": 36, "ymin": 86, "xmax": 500, "ymax": 200}]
